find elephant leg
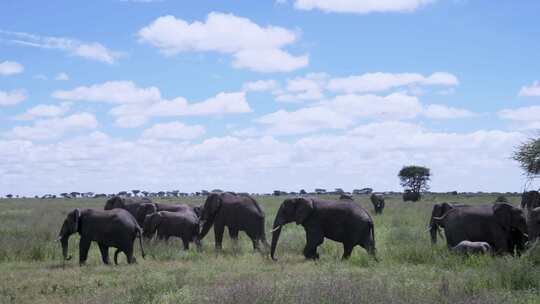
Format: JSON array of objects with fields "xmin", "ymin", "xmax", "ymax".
[
  {"xmin": 303, "ymin": 231, "xmax": 323, "ymax": 260},
  {"xmin": 98, "ymin": 243, "xmax": 110, "ymax": 265},
  {"xmin": 125, "ymin": 243, "xmax": 136, "ymax": 264},
  {"xmin": 229, "ymin": 228, "xmax": 240, "ymax": 252},
  {"xmin": 245, "ymin": 230, "xmax": 260, "ymax": 251},
  {"xmin": 342, "ymin": 243, "xmax": 354, "ymax": 260},
  {"xmin": 181, "ymin": 237, "xmax": 190, "ymax": 250},
  {"xmin": 79, "ymin": 238, "xmax": 91, "ymax": 266},
  {"xmin": 214, "ymin": 223, "xmax": 225, "ymax": 251}
]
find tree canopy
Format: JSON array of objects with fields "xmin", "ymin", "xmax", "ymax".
[
  {"xmin": 398, "ymin": 165, "xmax": 431, "ymax": 193},
  {"xmin": 513, "ymin": 137, "xmax": 540, "ymax": 179}
]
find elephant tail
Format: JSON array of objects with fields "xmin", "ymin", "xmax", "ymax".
[
  {"xmin": 137, "ymin": 226, "xmax": 146, "ymax": 260},
  {"xmin": 114, "ymin": 248, "xmax": 121, "ymax": 265},
  {"xmin": 260, "ymin": 218, "xmax": 269, "ymax": 247}
]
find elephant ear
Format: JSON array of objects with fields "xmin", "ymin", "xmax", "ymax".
[
  {"xmin": 70, "ymin": 208, "xmax": 81, "ymax": 233},
  {"xmin": 150, "ymin": 212, "xmax": 163, "ymax": 233},
  {"xmin": 294, "ymin": 198, "xmax": 314, "ymax": 225},
  {"xmin": 440, "ymin": 203, "xmax": 453, "ymax": 216},
  {"xmin": 494, "ymin": 203, "xmax": 512, "ymax": 231}
]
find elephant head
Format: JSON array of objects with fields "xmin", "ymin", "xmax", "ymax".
[
  {"xmin": 270, "ymin": 197, "xmax": 314, "ymax": 260},
  {"xmin": 142, "ymin": 212, "xmax": 161, "ymax": 239},
  {"xmin": 199, "ymin": 193, "xmax": 223, "ymax": 237},
  {"xmin": 428, "ymin": 202, "xmax": 456, "ymax": 244},
  {"xmin": 136, "ymin": 203, "xmax": 157, "ymax": 226},
  {"xmin": 192, "ymin": 205, "xmax": 202, "ymax": 218},
  {"xmin": 57, "ymin": 208, "xmax": 81, "ymax": 261},
  {"xmin": 527, "ymin": 207, "xmax": 540, "ymax": 242},
  {"xmin": 104, "ymin": 196, "xmax": 124, "ymax": 210},
  {"xmin": 521, "ymin": 191, "xmax": 540, "ymax": 210},
  {"xmin": 493, "ymin": 203, "xmax": 528, "ymax": 238}
]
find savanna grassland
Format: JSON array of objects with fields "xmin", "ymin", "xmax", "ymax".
[{"xmin": 1, "ymin": 194, "xmax": 540, "ymax": 304}]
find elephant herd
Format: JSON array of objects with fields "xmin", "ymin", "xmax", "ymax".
[{"xmin": 57, "ymin": 191, "xmax": 540, "ymax": 266}]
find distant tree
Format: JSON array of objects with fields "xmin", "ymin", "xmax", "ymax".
[
  {"xmin": 132, "ymin": 190, "xmax": 140, "ymax": 196},
  {"xmin": 353, "ymin": 188, "xmax": 373, "ymax": 195},
  {"xmin": 60, "ymin": 193, "xmax": 70, "ymax": 199},
  {"xmin": 299, "ymin": 189, "xmax": 307, "ymax": 195},
  {"xmin": 118, "ymin": 191, "xmax": 128, "ymax": 196},
  {"xmin": 171, "ymin": 190, "xmax": 180, "ymax": 197},
  {"xmin": 6, "ymin": 194, "xmax": 13, "ymax": 199},
  {"xmin": 201, "ymin": 190, "xmax": 209, "ymax": 196},
  {"xmin": 70, "ymin": 192, "xmax": 80, "ymax": 198},
  {"xmin": 211, "ymin": 189, "xmax": 223, "ymax": 194},
  {"xmin": 315, "ymin": 188, "xmax": 327, "ymax": 194},
  {"xmin": 398, "ymin": 165, "xmax": 431, "ymax": 201},
  {"xmin": 513, "ymin": 137, "xmax": 540, "ymax": 180},
  {"xmin": 141, "ymin": 191, "xmax": 149, "ymax": 197},
  {"xmin": 334, "ymin": 188, "xmax": 344, "ymax": 194}
]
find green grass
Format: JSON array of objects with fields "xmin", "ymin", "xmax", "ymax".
[{"xmin": 0, "ymin": 194, "xmax": 539, "ymax": 303}]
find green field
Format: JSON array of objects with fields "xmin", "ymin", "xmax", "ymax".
[{"xmin": 1, "ymin": 194, "xmax": 539, "ymax": 304}]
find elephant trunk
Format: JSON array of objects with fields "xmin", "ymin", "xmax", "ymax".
[
  {"xmin": 270, "ymin": 208, "xmax": 285, "ymax": 261},
  {"xmin": 428, "ymin": 218, "xmax": 438, "ymax": 244},
  {"xmin": 199, "ymin": 219, "xmax": 213, "ymax": 240},
  {"xmin": 60, "ymin": 235, "xmax": 72, "ymax": 261}
]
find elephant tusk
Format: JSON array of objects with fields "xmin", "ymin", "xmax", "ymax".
[
  {"xmin": 55, "ymin": 236, "xmax": 62, "ymax": 242},
  {"xmin": 424, "ymin": 225, "xmax": 432, "ymax": 232},
  {"xmin": 271, "ymin": 225, "xmax": 281, "ymax": 233}
]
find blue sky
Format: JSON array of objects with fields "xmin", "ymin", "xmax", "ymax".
[{"xmin": 1, "ymin": 0, "xmax": 540, "ymax": 196}]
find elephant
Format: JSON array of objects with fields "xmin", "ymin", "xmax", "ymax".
[
  {"xmin": 428, "ymin": 202, "xmax": 469, "ymax": 244},
  {"xmin": 431, "ymin": 203, "xmax": 527, "ymax": 255},
  {"xmin": 270, "ymin": 197, "xmax": 377, "ymax": 261},
  {"xmin": 57, "ymin": 208, "xmax": 145, "ymax": 265},
  {"xmin": 370, "ymin": 193, "xmax": 385, "ymax": 215},
  {"xmin": 451, "ymin": 240, "xmax": 492, "ymax": 255},
  {"xmin": 199, "ymin": 192, "xmax": 268, "ymax": 251},
  {"xmin": 403, "ymin": 190, "xmax": 421, "ymax": 202},
  {"xmin": 339, "ymin": 194, "xmax": 354, "ymax": 201},
  {"xmin": 521, "ymin": 191, "xmax": 540, "ymax": 210},
  {"xmin": 526, "ymin": 207, "xmax": 540, "ymax": 243},
  {"xmin": 142, "ymin": 211, "xmax": 201, "ymax": 250}
]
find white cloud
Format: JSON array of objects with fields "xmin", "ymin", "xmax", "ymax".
[
  {"xmin": 293, "ymin": 0, "xmax": 436, "ymax": 14},
  {"xmin": 4, "ymin": 113, "xmax": 98, "ymax": 140},
  {"xmin": 423, "ymin": 104, "xmax": 475, "ymax": 119},
  {"xmin": 327, "ymin": 72, "xmax": 458, "ymax": 93},
  {"xmin": 276, "ymin": 73, "xmax": 327, "ymax": 102},
  {"xmin": 0, "ymin": 89, "xmax": 27, "ymax": 106},
  {"xmin": 142, "ymin": 122, "xmax": 206, "ymax": 140},
  {"xmin": 0, "ymin": 30, "xmax": 123, "ymax": 64},
  {"xmin": 242, "ymin": 80, "xmax": 279, "ymax": 92},
  {"xmin": 518, "ymin": 81, "xmax": 540, "ymax": 97},
  {"xmin": 16, "ymin": 103, "xmax": 71, "ymax": 120},
  {"xmin": 0, "ymin": 61, "xmax": 24, "ymax": 75},
  {"xmin": 55, "ymin": 72, "xmax": 69, "ymax": 81},
  {"xmin": 137, "ymin": 13, "xmax": 308, "ymax": 72},
  {"xmin": 498, "ymin": 105, "xmax": 540, "ymax": 129},
  {"xmin": 52, "ymin": 81, "xmax": 162, "ymax": 104},
  {"xmin": 258, "ymin": 92, "xmax": 422, "ymax": 135},
  {"xmin": 0, "ymin": 122, "xmax": 525, "ymax": 196}
]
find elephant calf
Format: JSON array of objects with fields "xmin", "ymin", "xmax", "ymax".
[
  {"xmin": 58, "ymin": 208, "xmax": 145, "ymax": 265},
  {"xmin": 451, "ymin": 241, "xmax": 492, "ymax": 255},
  {"xmin": 143, "ymin": 211, "xmax": 201, "ymax": 250}
]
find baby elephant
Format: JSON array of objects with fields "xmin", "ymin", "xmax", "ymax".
[
  {"xmin": 143, "ymin": 211, "xmax": 201, "ymax": 250},
  {"xmin": 451, "ymin": 241, "xmax": 492, "ymax": 255}
]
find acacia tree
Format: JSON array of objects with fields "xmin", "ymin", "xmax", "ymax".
[
  {"xmin": 513, "ymin": 137, "xmax": 540, "ymax": 179},
  {"xmin": 398, "ymin": 165, "xmax": 431, "ymax": 200}
]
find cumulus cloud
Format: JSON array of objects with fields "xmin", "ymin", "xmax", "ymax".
[
  {"xmin": 16, "ymin": 103, "xmax": 71, "ymax": 120},
  {"xmin": 142, "ymin": 122, "xmax": 206, "ymax": 140},
  {"xmin": 0, "ymin": 61, "xmax": 24, "ymax": 75},
  {"xmin": 52, "ymin": 81, "xmax": 162, "ymax": 104},
  {"xmin": 423, "ymin": 104, "xmax": 476, "ymax": 119},
  {"xmin": 258, "ymin": 92, "xmax": 422, "ymax": 135},
  {"xmin": 137, "ymin": 13, "xmax": 309, "ymax": 72},
  {"xmin": 498, "ymin": 106, "xmax": 540, "ymax": 129},
  {"xmin": 0, "ymin": 122, "xmax": 525, "ymax": 196},
  {"xmin": 0, "ymin": 89, "xmax": 27, "ymax": 106},
  {"xmin": 55, "ymin": 72, "xmax": 69, "ymax": 81},
  {"xmin": 53, "ymin": 81, "xmax": 251, "ymax": 128},
  {"xmin": 242, "ymin": 80, "xmax": 279, "ymax": 92},
  {"xmin": 0, "ymin": 30, "xmax": 123, "ymax": 64},
  {"xmin": 276, "ymin": 73, "xmax": 328, "ymax": 102},
  {"xmin": 518, "ymin": 81, "xmax": 540, "ymax": 97},
  {"xmin": 327, "ymin": 72, "xmax": 458, "ymax": 93},
  {"xmin": 293, "ymin": 0, "xmax": 436, "ymax": 14},
  {"xmin": 3, "ymin": 113, "xmax": 98, "ymax": 140}
]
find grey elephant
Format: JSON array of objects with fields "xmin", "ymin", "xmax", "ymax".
[
  {"xmin": 526, "ymin": 207, "xmax": 540, "ymax": 242},
  {"xmin": 428, "ymin": 202, "xmax": 469, "ymax": 244},
  {"xmin": 432, "ymin": 203, "xmax": 527, "ymax": 255},
  {"xmin": 521, "ymin": 191, "xmax": 540, "ymax": 210},
  {"xmin": 270, "ymin": 197, "xmax": 376, "ymax": 261},
  {"xmin": 370, "ymin": 193, "xmax": 385, "ymax": 215},
  {"xmin": 199, "ymin": 192, "xmax": 268, "ymax": 251},
  {"xmin": 58, "ymin": 208, "xmax": 145, "ymax": 265},
  {"xmin": 143, "ymin": 211, "xmax": 201, "ymax": 250},
  {"xmin": 104, "ymin": 196, "xmax": 153, "ymax": 225},
  {"xmin": 451, "ymin": 240, "xmax": 492, "ymax": 255}
]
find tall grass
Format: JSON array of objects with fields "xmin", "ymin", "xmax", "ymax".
[{"xmin": 0, "ymin": 194, "xmax": 539, "ymax": 303}]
